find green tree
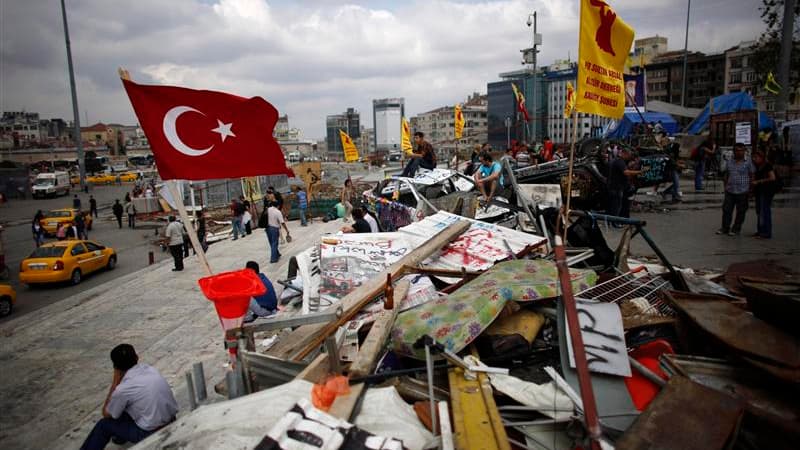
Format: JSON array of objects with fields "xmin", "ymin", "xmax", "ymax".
[{"xmin": 751, "ymin": 0, "xmax": 800, "ymax": 95}]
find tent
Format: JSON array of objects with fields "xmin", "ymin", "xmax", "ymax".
[
  {"xmin": 604, "ymin": 111, "xmax": 679, "ymax": 139},
  {"xmin": 685, "ymin": 92, "xmax": 774, "ymax": 134}
]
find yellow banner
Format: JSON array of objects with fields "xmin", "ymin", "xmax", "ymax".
[
  {"xmin": 564, "ymin": 81, "xmax": 576, "ymax": 119},
  {"xmin": 575, "ymin": 0, "xmax": 634, "ymax": 119},
  {"xmin": 339, "ymin": 129, "xmax": 359, "ymax": 162},
  {"xmin": 292, "ymin": 161, "xmax": 322, "ymax": 200},
  {"xmin": 454, "ymin": 103, "xmax": 464, "ymax": 139},
  {"xmin": 401, "ymin": 117, "xmax": 413, "ymax": 155},
  {"xmin": 241, "ymin": 177, "xmax": 263, "ymax": 202}
]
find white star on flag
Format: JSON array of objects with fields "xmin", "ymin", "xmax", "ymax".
[{"xmin": 211, "ymin": 119, "xmax": 236, "ymax": 142}]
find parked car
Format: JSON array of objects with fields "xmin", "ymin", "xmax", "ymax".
[
  {"xmin": 0, "ymin": 284, "xmax": 15, "ymax": 317},
  {"xmin": 18, "ymin": 240, "xmax": 116, "ymax": 286},
  {"xmin": 39, "ymin": 209, "xmax": 93, "ymax": 235}
]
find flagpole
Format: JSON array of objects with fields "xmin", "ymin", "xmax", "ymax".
[{"xmin": 168, "ymin": 179, "xmax": 213, "ymax": 276}]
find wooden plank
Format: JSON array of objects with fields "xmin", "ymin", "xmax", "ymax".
[
  {"xmin": 347, "ymin": 280, "xmax": 411, "ymax": 378},
  {"xmin": 267, "ymin": 220, "xmax": 471, "ymax": 361},
  {"xmin": 327, "ymin": 382, "xmax": 365, "ymax": 420},
  {"xmin": 448, "ymin": 354, "xmax": 511, "ymax": 450},
  {"xmin": 296, "ymin": 353, "xmax": 329, "ymax": 384}
]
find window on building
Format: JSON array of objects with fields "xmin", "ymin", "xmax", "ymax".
[
  {"xmin": 745, "ymin": 72, "xmax": 757, "ymax": 83},
  {"xmin": 730, "ymin": 57, "xmax": 741, "ymax": 69},
  {"xmin": 729, "ymin": 73, "xmax": 741, "ymax": 84}
]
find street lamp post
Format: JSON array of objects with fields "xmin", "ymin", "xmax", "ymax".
[
  {"xmin": 526, "ymin": 12, "xmax": 541, "ymax": 145},
  {"xmin": 60, "ymin": 0, "xmax": 85, "ymax": 192}
]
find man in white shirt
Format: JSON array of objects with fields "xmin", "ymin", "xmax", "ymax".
[
  {"xmin": 363, "ymin": 210, "xmax": 379, "ymax": 233},
  {"xmin": 80, "ymin": 344, "xmax": 177, "ymax": 450},
  {"xmin": 164, "ymin": 216, "xmax": 184, "ymax": 271},
  {"xmin": 265, "ymin": 201, "xmax": 290, "ymax": 263}
]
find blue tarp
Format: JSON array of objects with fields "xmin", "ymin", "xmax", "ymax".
[
  {"xmin": 605, "ymin": 111, "xmax": 679, "ymax": 139},
  {"xmin": 685, "ymin": 92, "xmax": 773, "ymax": 134}
]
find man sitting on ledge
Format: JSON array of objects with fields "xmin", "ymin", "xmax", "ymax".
[
  {"xmin": 400, "ymin": 131, "xmax": 437, "ymax": 177},
  {"xmin": 81, "ymin": 344, "xmax": 178, "ymax": 450}
]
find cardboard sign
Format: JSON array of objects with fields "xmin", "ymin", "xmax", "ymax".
[
  {"xmin": 566, "ymin": 298, "xmax": 631, "ymax": 377},
  {"xmin": 735, "ymin": 122, "xmax": 751, "ymax": 145}
]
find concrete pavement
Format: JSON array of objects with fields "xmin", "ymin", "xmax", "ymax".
[{"xmin": 0, "ymin": 217, "xmax": 344, "ymax": 450}]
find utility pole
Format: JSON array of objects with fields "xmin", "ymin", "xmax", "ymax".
[
  {"xmin": 776, "ymin": 0, "xmax": 797, "ymax": 118},
  {"xmin": 61, "ymin": 0, "xmax": 85, "ymax": 191},
  {"xmin": 527, "ymin": 11, "xmax": 540, "ymax": 144},
  {"xmin": 681, "ymin": 0, "xmax": 691, "ymax": 107}
]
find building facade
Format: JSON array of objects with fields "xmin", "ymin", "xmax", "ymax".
[
  {"xmin": 632, "ymin": 35, "xmax": 668, "ymax": 67},
  {"xmin": 412, "ymin": 93, "xmax": 487, "ymax": 158},
  {"xmin": 1, "ymin": 111, "xmax": 42, "ymax": 145},
  {"xmin": 372, "ymin": 98, "xmax": 404, "ymax": 157},
  {"xmin": 644, "ymin": 51, "xmax": 725, "ymax": 108},
  {"xmin": 325, "ymin": 108, "xmax": 360, "ymax": 161}
]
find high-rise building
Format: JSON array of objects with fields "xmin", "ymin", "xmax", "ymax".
[
  {"xmin": 644, "ymin": 51, "xmax": 725, "ymax": 108},
  {"xmin": 372, "ymin": 98, "xmax": 404, "ymax": 157},
  {"xmin": 325, "ymin": 108, "xmax": 360, "ymax": 161}
]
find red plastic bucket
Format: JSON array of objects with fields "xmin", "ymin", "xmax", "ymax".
[{"xmin": 198, "ymin": 269, "xmax": 266, "ymax": 320}]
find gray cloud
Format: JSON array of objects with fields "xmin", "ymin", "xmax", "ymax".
[{"xmin": 0, "ymin": 0, "xmax": 765, "ymax": 138}]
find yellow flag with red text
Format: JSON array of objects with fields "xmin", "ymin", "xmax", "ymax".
[
  {"xmin": 564, "ymin": 82, "xmax": 576, "ymax": 119},
  {"xmin": 575, "ymin": 0, "xmax": 634, "ymax": 119},
  {"xmin": 340, "ymin": 129, "xmax": 359, "ymax": 162},
  {"xmin": 401, "ymin": 117, "xmax": 413, "ymax": 155},
  {"xmin": 454, "ymin": 104, "xmax": 465, "ymax": 139}
]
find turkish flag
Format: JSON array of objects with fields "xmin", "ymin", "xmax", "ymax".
[{"xmin": 122, "ymin": 79, "xmax": 293, "ymax": 180}]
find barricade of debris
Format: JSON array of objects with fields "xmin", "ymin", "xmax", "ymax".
[{"xmin": 136, "ymin": 164, "xmax": 799, "ymax": 450}]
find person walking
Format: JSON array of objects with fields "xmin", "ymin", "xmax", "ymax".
[
  {"xmin": 73, "ymin": 194, "xmax": 82, "ymax": 210},
  {"xmin": 89, "ymin": 195, "xmax": 98, "ymax": 218},
  {"xmin": 32, "ymin": 210, "xmax": 45, "ymax": 247},
  {"xmin": 294, "ymin": 185, "xmax": 308, "ymax": 226},
  {"xmin": 751, "ymin": 149, "xmax": 777, "ymax": 239},
  {"xmin": 164, "ymin": 216, "xmax": 184, "ymax": 271},
  {"xmin": 75, "ymin": 212, "xmax": 88, "ymax": 240},
  {"xmin": 125, "ymin": 199, "xmax": 136, "ymax": 229},
  {"xmin": 693, "ymin": 139, "xmax": 715, "ymax": 191},
  {"xmin": 606, "ymin": 148, "xmax": 641, "ymax": 220},
  {"xmin": 195, "ymin": 210, "xmax": 208, "ymax": 252},
  {"xmin": 261, "ymin": 201, "xmax": 290, "ymax": 263},
  {"xmin": 716, "ymin": 143, "xmax": 754, "ymax": 236},
  {"xmin": 112, "ymin": 200, "xmax": 124, "ymax": 229},
  {"xmin": 230, "ymin": 199, "xmax": 245, "ymax": 240}
]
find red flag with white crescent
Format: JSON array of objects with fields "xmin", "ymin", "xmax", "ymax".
[{"xmin": 122, "ymin": 79, "xmax": 294, "ymax": 180}]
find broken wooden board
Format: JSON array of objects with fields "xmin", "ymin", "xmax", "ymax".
[
  {"xmin": 328, "ymin": 382, "xmax": 365, "ymax": 421},
  {"xmin": 267, "ymin": 220, "xmax": 471, "ymax": 361},
  {"xmin": 348, "ymin": 280, "xmax": 411, "ymax": 378},
  {"xmin": 616, "ymin": 375, "xmax": 745, "ymax": 450},
  {"xmin": 448, "ymin": 351, "xmax": 511, "ymax": 450}
]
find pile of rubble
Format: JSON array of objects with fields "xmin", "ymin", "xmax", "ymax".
[{"xmin": 134, "ymin": 209, "xmax": 799, "ymax": 450}]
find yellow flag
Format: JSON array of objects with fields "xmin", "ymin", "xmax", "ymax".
[
  {"xmin": 454, "ymin": 103, "xmax": 465, "ymax": 139},
  {"xmin": 764, "ymin": 71, "xmax": 781, "ymax": 95},
  {"xmin": 564, "ymin": 81, "xmax": 576, "ymax": 119},
  {"xmin": 401, "ymin": 117, "xmax": 413, "ymax": 155},
  {"xmin": 575, "ymin": 0, "xmax": 635, "ymax": 119},
  {"xmin": 339, "ymin": 129, "xmax": 359, "ymax": 162}
]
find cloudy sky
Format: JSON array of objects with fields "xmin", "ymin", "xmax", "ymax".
[{"xmin": 1, "ymin": 0, "xmax": 764, "ymax": 139}]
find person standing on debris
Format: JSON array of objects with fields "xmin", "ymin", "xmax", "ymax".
[
  {"xmin": 607, "ymin": 148, "xmax": 641, "ymax": 219},
  {"xmin": 79, "ymin": 344, "xmax": 177, "ymax": 450},
  {"xmin": 340, "ymin": 179, "xmax": 356, "ymax": 222},
  {"xmin": 294, "ymin": 185, "xmax": 308, "ymax": 226},
  {"xmin": 112, "ymin": 200, "xmax": 124, "ymax": 229},
  {"xmin": 474, "ymin": 151, "xmax": 504, "ymax": 205},
  {"xmin": 716, "ymin": 143, "xmax": 754, "ymax": 236},
  {"xmin": 125, "ymin": 199, "xmax": 136, "ymax": 229},
  {"xmin": 400, "ymin": 132, "xmax": 436, "ymax": 177},
  {"xmin": 89, "ymin": 195, "xmax": 98, "ymax": 218},
  {"xmin": 73, "ymin": 194, "xmax": 82, "ymax": 210},
  {"xmin": 243, "ymin": 261, "xmax": 278, "ymax": 322},
  {"xmin": 164, "ymin": 216, "xmax": 184, "ymax": 271},
  {"xmin": 341, "ymin": 207, "xmax": 372, "ymax": 233},
  {"xmin": 751, "ymin": 149, "xmax": 777, "ymax": 239}
]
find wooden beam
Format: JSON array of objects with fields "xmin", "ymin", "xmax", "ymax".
[
  {"xmin": 328, "ymin": 382, "xmax": 366, "ymax": 420},
  {"xmin": 296, "ymin": 353, "xmax": 329, "ymax": 384},
  {"xmin": 448, "ymin": 349, "xmax": 511, "ymax": 450},
  {"xmin": 267, "ymin": 220, "xmax": 472, "ymax": 361},
  {"xmin": 402, "ymin": 265, "xmax": 482, "ymax": 279},
  {"xmin": 347, "ymin": 280, "xmax": 411, "ymax": 378}
]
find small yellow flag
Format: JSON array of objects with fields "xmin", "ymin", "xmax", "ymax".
[
  {"xmin": 401, "ymin": 117, "xmax": 413, "ymax": 155},
  {"xmin": 575, "ymin": 0, "xmax": 635, "ymax": 119},
  {"xmin": 564, "ymin": 81, "xmax": 576, "ymax": 119},
  {"xmin": 339, "ymin": 129, "xmax": 359, "ymax": 162},
  {"xmin": 454, "ymin": 104, "xmax": 465, "ymax": 139},
  {"xmin": 764, "ymin": 71, "xmax": 781, "ymax": 95}
]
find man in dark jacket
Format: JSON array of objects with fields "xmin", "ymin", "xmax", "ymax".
[{"xmin": 112, "ymin": 200, "xmax": 124, "ymax": 229}]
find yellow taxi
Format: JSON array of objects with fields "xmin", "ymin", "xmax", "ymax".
[
  {"xmin": 19, "ymin": 240, "xmax": 116, "ymax": 286},
  {"xmin": 0, "ymin": 284, "xmax": 15, "ymax": 317},
  {"xmin": 40, "ymin": 209, "xmax": 93, "ymax": 235},
  {"xmin": 118, "ymin": 172, "xmax": 139, "ymax": 182},
  {"xmin": 70, "ymin": 175, "xmax": 81, "ymax": 185},
  {"xmin": 87, "ymin": 174, "xmax": 115, "ymax": 184}
]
